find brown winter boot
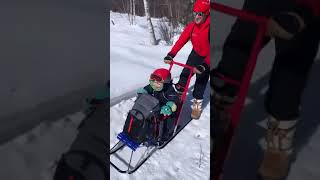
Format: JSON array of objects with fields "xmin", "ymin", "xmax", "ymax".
[
  {"xmin": 258, "ymin": 116, "xmax": 297, "ymax": 180},
  {"xmin": 191, "ymin": 99, "xmax": 203, "ymax": 120}
]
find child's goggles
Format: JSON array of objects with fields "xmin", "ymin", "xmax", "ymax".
[{"xmin": 150, "ymin": 74, "xmax": 164, "ymax": 82}]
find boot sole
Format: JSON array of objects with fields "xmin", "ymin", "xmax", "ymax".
[
  {"xmin": 191, "ymin": 115, "xmax": 200, "ymax": 119},
  {"xmin": 191, "ymin": 111, "xmax": 202, "ymax": 120}
]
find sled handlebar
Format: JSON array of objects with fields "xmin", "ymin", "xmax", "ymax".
[
  {"xmin": 211, "ymin": 2, "xmax": 268, "ymax": 25},
  {"xmin": 168, "ymin": 60, "xmax": 194, "ymax": 72}
]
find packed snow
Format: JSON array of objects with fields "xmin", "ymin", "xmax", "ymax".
[
  {"xmin": 0, "ymin": 112, "xmax": 85, "ymax": 180},
  {"xmin": 110, "ymin": 12, "xmax": 211, "ymax": 180}
]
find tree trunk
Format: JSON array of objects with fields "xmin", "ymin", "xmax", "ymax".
[
  {"xmin": 129, "ymin": 0, "xmax": 133, "ymax": 25},
  {"xmin": 133, "ymin": 0, "xmax": 136, "ymax": 24},
  {"xmin": 143, "ymin": 0, "xmax": 157, "ymax": 45},
  {"xmin": 153, "ymin": 0, "xmax": 156, "ymax": 17},
  {"xmin": 168, "ymin": 0, "xmax": 173, "ymax": 18}
]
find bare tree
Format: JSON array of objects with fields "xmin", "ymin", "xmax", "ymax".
[
  {"xmin": 167, "ymin": 0, "xmax": 173, "ymax": 18},
  {"xmin": 112, "ymin": 0, "xmax": 194, "ymax": 27},
  {"xmin": 158, "ymin": 17, "xmax": 174, "ymax": 45},
  {"xmin": 143, "ymin": 0, "xmax": 157, "ymax": 45},
  {"xmin": 127, "ymin": 0, "xmax": 136, "ymax": 25},
  {"xmin": 129, "ymin": 0, "xmax": 133, "ymax": 25},
  {"xmin": 133, "ymin": 0, "xmax": 136, "ymax": 23}
]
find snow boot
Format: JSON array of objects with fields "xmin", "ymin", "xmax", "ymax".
[
  {"xmin": 258, "ymin": 116, "xmax": 297, "ymax": 180},
  {"xmin": 191, "ymin": 98, "xmax": 203, "ymax": 119}
]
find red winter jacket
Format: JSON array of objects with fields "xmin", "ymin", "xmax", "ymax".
[
  {"xmin": 168, "ymin": 16, "xmax": 210, "ymax": 66},
  {"xmin": 296, "ymin": 0, "xmax": 320, "ymax": 16}
]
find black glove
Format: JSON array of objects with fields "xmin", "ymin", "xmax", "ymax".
[
  {"xmin": 164, "ymin": 54, "xmax": 173, "ymax": 64},
  {"xmin": 164, "ymin": 55, "xmax": 173, "ymax": 61},
  {"xmin": 194, "ymin": 63, "xmax": 208, "ymax": 74},
  {"xmin": 267, "ymin": 12, "xmax": 306, "ymax": 40}
]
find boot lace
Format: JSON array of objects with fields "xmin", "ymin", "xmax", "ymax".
[
  {"xmin": 192, "ymin": 99, "xmax": 202, "ymax": 111},
  {"xmin": 266, "ymin": 118, "xmax": 296, "ymax": 153}
]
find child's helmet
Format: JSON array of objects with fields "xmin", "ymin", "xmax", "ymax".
[
  {"xmin": 193, "ymin": 0, "xmax": 210, "ymax": 15},
  {"xmin": 150, "ymin": 68, "xmax": 171, "ymax": 84}
]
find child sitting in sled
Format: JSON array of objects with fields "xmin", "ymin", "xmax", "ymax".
[{"xmin": 136, "ymin": 68, "xmax": 181, "ymax": 143}]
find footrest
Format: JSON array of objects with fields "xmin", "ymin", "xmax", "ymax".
[{"xmin": 117, "ymin": 132, "xmax": 140, "ymax": 151}]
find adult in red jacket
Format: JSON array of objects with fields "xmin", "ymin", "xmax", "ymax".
[
  {"xmin": 211, "ymin": 0, "xmax": 320, "ymax": 179},
  {"xmin": 164, "ymin": 0, "xmax": 210, "ymax": 120}
]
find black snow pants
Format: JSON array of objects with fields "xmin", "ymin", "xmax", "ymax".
[
  {"xmin": 214, "ymin": 0, "xmax": 320, "ymax": 120},
  {"xmin": 178, "ymin": 50, "xmax": 210, "ymax": 100}
]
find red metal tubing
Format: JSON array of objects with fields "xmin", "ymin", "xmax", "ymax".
[
  {"xmin": 211, "ymin": 2, "xmax": 268, "ymax": 180},
  {"xmin": 230, "ymin": 24, "xmax": 267, "ymax": 126},
  {"xmin": 170, "ymin": 60, "xmax": 194, "ymax": 71},
  {"xmin": 210, "ymin": 1, "xmax": 268, "ymax": 126},
  {"xmin": 211, "ymin": 2, "xmax": 268, "ymax": 25},
  {"xmin": 167, "ymin": 60, "xmax": 194, "ymax": 132}
]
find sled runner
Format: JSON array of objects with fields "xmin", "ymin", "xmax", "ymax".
[
  {"xmin": 109, "ymin": 61, "xmax": 195, "ymax": 174},
  {"xmin": 211, "ymin": 2, "xmax": 268, "ymax": 180}
]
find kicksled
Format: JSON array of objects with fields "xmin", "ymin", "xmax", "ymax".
[
  {"xmin": 211, "ymin": 2, "xmax": 268, "ymax": 180},
  {"xmin": 109, "ymin": 61, "xmax": 196, "ymax": 174}
]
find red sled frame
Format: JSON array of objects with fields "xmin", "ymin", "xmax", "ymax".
[
  {"xmin": 211, "ymin": 2, "xmax": 268, "ymax": 180},
  {"xmin": 168, "ymin": 60, "xmax": 194, "ymax": 133},
  {"xmin": 109, "ymin": 60, "xmax": 195, "ymax": 174}
]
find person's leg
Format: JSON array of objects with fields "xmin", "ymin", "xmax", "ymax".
[
  {"xmin": 159, "ymin": 115, "xmax": 176, "ymax": 143},
  {"xmin": 191, "ymin": 65, "xmax": 210, "ymax": 119},
  {"xmin": 259, "ymin": 18, "xmax": 320, "ymax": 179},
  {"xmin": 176, "ymin": 50, "xmax": 200, "ymax": 92},
  {"xmin": 165, "ymin": 116, "xmax": 175, "ymax": 136},
  {"xmin": 212, "ymin": 0, "xmax": 271, "ymax": 174},
  {"xmin": 211, "ymin": 5, "xmax": 271, "ymax": 123},
  {"xmin": 177, "ymin": 49, "xmax": 208, "ymax": 119},
  {"xmin": 214, "ymin": 0, "xmax": 271, "ymax": 84},
  {"xmin": 194, "ymin": 68, "xmax": 210, "ymax": 99},
  {"xmin": 211, "ymin": 0, "xmax": 271, "ymax": 135}
]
